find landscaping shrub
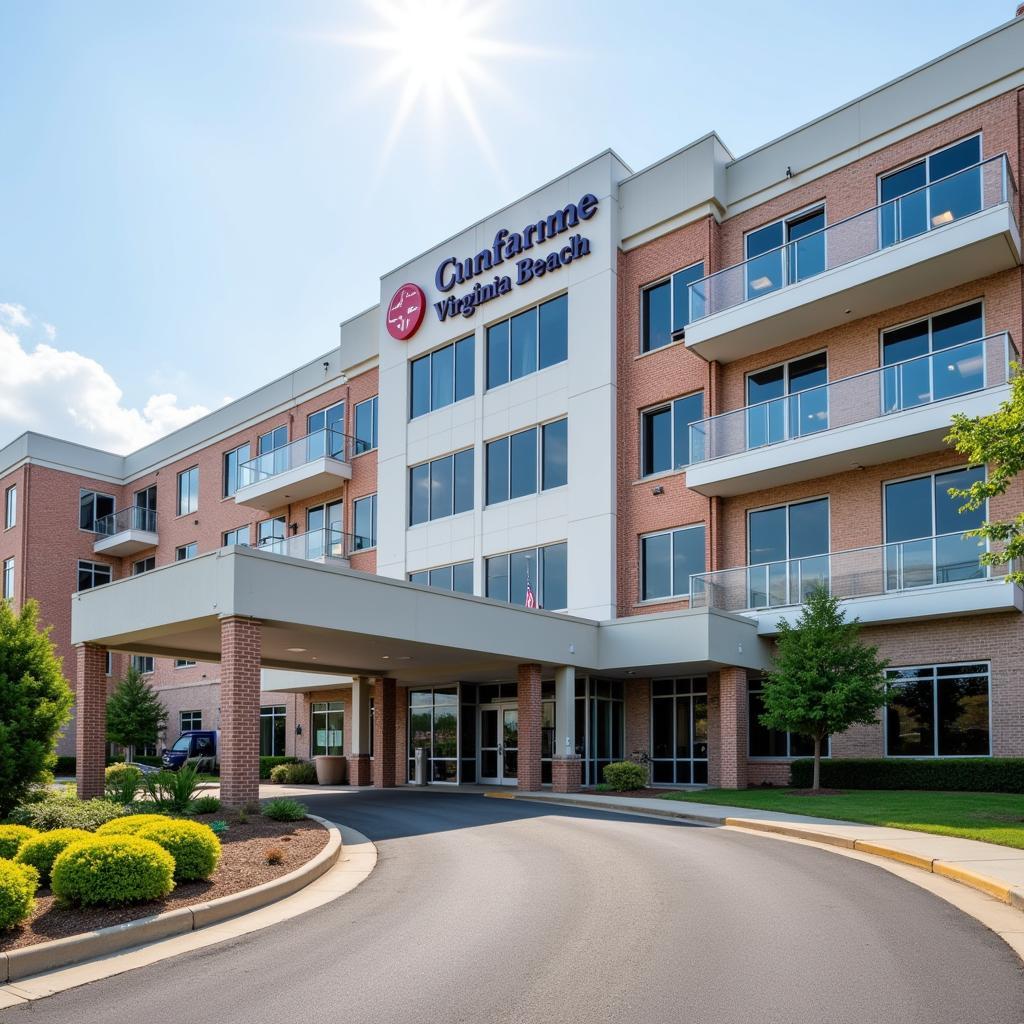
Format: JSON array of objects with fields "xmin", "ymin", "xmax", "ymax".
[
  {"xmin": 137, "ymin": 820, "xmax": 221, "ymax": 881},
  {"xmin": 17, "ymin": 796, "xmax": 126, "ymax": 832},
  {"xmin": 96, "ymin": 813, "xmax": 173, "ymax": 836},
  {"xmin": 789, "ymin": 757, "xmax": 1024, "ymax": 793},
  {"xmin": 602, "ymin": 761, "xmax": 649, "ymax": 792},
  {"xmin": 0, "ymin": 825, "xmax": 40, "ymax": 859},
  {"xmin": 143, "ymin": 763, "xmax": 203, "ymax": 812},
  {"xmin": 260, "ymin": 755, "xmax": 299, "ymax": 779},
  {"xmin": 262, "ymin": 798, "xmax": 308, "ymax": 822},
  {"xmin": 15, "ymin": 828, "xmax": 92, "ymax": 884},
  {"xmin": 269, "ymin": 761, "xmax": 318, "ymax": 785},
  {"xmin": 190, "ymin": 795, "xmax": 221, "ymax": 815},
  {"xmin": 0, "ymin": 860, "xmax": 39, "ymax": 930},
  {"xmin": 104, "ymin": 763, "xmax": 143, "ymax": 804},
  {"xmin": 51, "ymin": 836, "xmax": 175, "ymax": 906}
]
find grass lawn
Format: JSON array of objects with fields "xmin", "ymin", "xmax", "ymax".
[{"xmin": 661, "ymin": 788, "xmax": 1024, "ymax": 849}]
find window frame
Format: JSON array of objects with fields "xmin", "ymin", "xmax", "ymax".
[
  {"xmin": 130, "ymin": 654, "xmax": 155, "ymax": 675},
  {"xmin": 639, "ymin": 523, "xmax": 706, "ymax": 603},
  {"xmin": 882, "ymin": 465, "xmax": 987, "ymax": 544},
  {"xmin": 639, "ymin": 391, "xmax": 704, "ymax": 478},
  {"xmin": 485, "ymin": 293, "xmax": 568, "ymax": 391},
  {"xmin": 640, "ymin": 260, "xmax": 706, "ymax": 353},
  {"xmin": 746, "ymin": 495, "xmax": 832, "ymax": 566},
  {"xmin": 747, "ymin": 682, "xmax": 831, "ymax": 759},
  {"xmin": 175, "ymin": 543, "xmax": 198, "ymax": 561},
  {"xmin": 744, "ymin": 349, "xmax": 829, "ymax": 403},
  {"xmin": 223, "ymin": 526, "xmax": 250, "ymax": 547},
  {"xmin": 353, "ymin": 493, "xmax": 378, "ymax": 549},
  {"xmin": 176, "ymin": 467, "xmax": 199, "ymax": 517},
  {"xmin": 2, "ymin": 557, "xmax": 13, "ymax": 600},
  {"xmin": 410, "ymin": 335, "xmax": 475, "ymax": 419},
  {"xmin": 310, "ymin": 701, "xmax": 344, "ymax": 756},
  {"xmin": 257, "ymin": 516, "xmax": 287, "ymax": 545},
  {"xmin": 260, "ymin": 704, "xmax": 288, "ymax": 757},
  {"xmin": 79, "ymin": 489, "xmax": 116, "ymax": 533},
  {"xmin": 77, "ymin": 559, "xmax": 113, "ymax": 591},
  {"xmin": 877, "ymin": 133, "xmax": 984, "ymax": 204},
  {"xmin": 354, "ymin": 395, "xmax": 379, "ymax": 453},
  {"xmin": 180, "ymin": 710, "xmax": 202, "ymax": 731},
  {"xmin": 879, "ymin": 299, "xmax": 985, "ymax": 361},
  {"xmin": 408, "ymin": 560, "xmax": 474, "ymax": 595},
  {"xmin": 307, "ymin": 400, "xmax": 345, "ymax": 437},
  {"xmin": 132, "ymin": 556, "xmax": 155, "ymax": 575},
  {"xmin": 408, "ymin": 448, "xmax": 474, "ymax": 526},
  {"xmin": 4, "ymin": 484, "xmax": 16, "ymax": 529},
  {"xmin": 744, "ymin": 201, "xmax": 827, "ymax": 261},
  {"xmin": 484, "ymin": 541, "xmax": 568, "ymax": 610},
  {"xmin": 485, "ymin": 418, "xmax": 567, "ymax": 506},
  {"xmin": 223, "ymin": 443, "xmax": 251, "ymax": 498}
]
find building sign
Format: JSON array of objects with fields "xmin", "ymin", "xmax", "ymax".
[
  {"xmin": 386, "ymin": 283, "xmax": 427, "ymax": 341},
  {"xmin": 432, "ymin": 193, "xmax": 599, "ymax": 322}
]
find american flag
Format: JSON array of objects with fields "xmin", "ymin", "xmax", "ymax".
[{"xmin": 524, "ymin": 581, "xmax": 536, "ymax": 609}]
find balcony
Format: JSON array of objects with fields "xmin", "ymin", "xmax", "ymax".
[
  {"xmin": 689, "ymin": 533, "xmax": 1021, "ymax": 634},
  {"xmin": 686, "ymin": 333, "xmax": 1018, "ymax": 496},
  {"xmin": 234, "ymin": 429, "xmax": 358, "ymax": 512},
  {"xmin": 93, "ymin": 507, "xmax": 158, "ymax": 557},
  {"xmin": 254, "ymin": 526, "xmax": 373, "ymax": 568},
  {"xmin": 685, "ymin": 155, "xmax": 1021, "ymax": 362}
]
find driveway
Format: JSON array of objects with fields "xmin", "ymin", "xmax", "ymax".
[{"xmin": 5, "ymin": 789, "xmax": 1023, "ymax": 1024}]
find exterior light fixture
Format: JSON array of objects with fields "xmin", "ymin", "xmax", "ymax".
[
  {"xmin": 652, "ymin": 485, "xmax": 664, "ymax": 495},
  {"xmin": 295, "ymin": 723, "xmax": 303, "ymax": 735}
]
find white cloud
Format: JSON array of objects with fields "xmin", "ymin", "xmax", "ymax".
[{"xmin": 0, "ymin": 305, "xmax": 209, "ymax": 456}]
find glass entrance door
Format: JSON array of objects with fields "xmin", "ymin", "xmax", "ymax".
[{"xmin": 479, "ymin": 705, "xmax": 518, "ymax": 785}]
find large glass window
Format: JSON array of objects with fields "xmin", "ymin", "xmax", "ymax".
[
  {"xmin": 176, "ymin": 467, "xmax": 199, "ymax": 516},
  {"xmin": 354, "ymin": 396, "xmax": 379, "ymax": 452},
  {"xmin": 257, "ymin": 425, "xmax": 289, "ymax": 475},
  {"xmin": 223, "ymin": 526, "xmax": 250, "ymax": 547},
  {"xmin": 574, "ymin": 677, "xmax": 624, "ymax": 786},
  {"xmin": 641, "ymin": 393, "xmax": 703, "ymax": 475},
  {"xmin": 641, "ymin": 524, "xmax": 705, "ymax": 601},
  {"xmin": 257, "ymin": 516, "xmax": 286, "ymax": 545},
  {"xmin": 886, "ymin": 663, "xmax": 990, "ymax": 757},
  {"xmin": 745, "ymin": 352, "xmax": 828, "ymax": 447},
  {"xmin": 353, "ymin": 493, "xmax": 377, "ymax": 549},
  {"xmin": 409, "ymin": 449, "xmax": 473, "ymax": 525},
  {"xmin": 223, "ymin": 444, "xmax": 251, "ymax": 498},
  {"xmin": 4, "ymin": 485, "xmax": 16, "ymax": 529},
  {"xmin": 133, "ymin": 557, "xmax": 155, "ymax": 575},
  {"xmin": 650, "ymin": 677, "xmax": 709, "ymax": 785},
  {"xmin": 486, "ymin": 294, "xmax": 567, "ymax": 389},
  {"xmin": 307, "ymin": 501, "xmax": 344, "ymax": 559},
  {"xmin": 881, "ymin": 302, "xmax": 984, "ymax": 412},
  {"xmin": 883, "ymin": 467, "xmax": 986, "ymax": 589},
  {"xmin": 180, "ymin": 710, "xmax": 202, "ymax": 732},
  {"xmin": 641, "ymin": 262, "xmax": 705, "ymax": 353},
  {"xmin": 745, "ymin": 206, "xmax": 825, "ymax": 298},
  {"xmin": 485, "ymin": 542, "xmax": 567, "ymax": 610},
  {"xmin": 408, "ymin": 688, "xmax": 459, "ymax": 783},
  {"xmin": 78, "ymin": 560, "xmax": 112, "ymax": 591},
  {"xmin": 79, "ymin": 490, "xmax": 115, "ymax": 532},
  {"xmin": 410, "ymin": 337, "xmax": 474, "ymax": 418},
  {"xmin": 310, "ymin": 702, "xmax": 342, "ymax": 756},
  {"xmin": 486, "ymin": 419, "xmax": 567, "ymax": 505},
  {"xmin": 747, "ymin": 498, "xmax": 829, "ymax": 607},
  {"xmin": 748, "ymin": 684, "xmax": 829, "ymax": 758},
  {"xmin": 2, "ymin": 558, "xmax": 13, "ymax": 600},
  {"xmin": 409, "ymin": 561, "xmax": 473, "ymax": 594}
]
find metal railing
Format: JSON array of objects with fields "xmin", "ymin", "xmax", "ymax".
[
  {"xmin": 686, "ymin": 154, "xmax": 1018, "ymax": 323},
  {"xmin": 690, "ymin": 532, "xmax": 1009, "ymax": 612},
  {"xmin": 94, "ymin": 506, "xmax": 158, "ymax": 537},
  {"xmin": 255, "ymin": 526, "xmax": 372, "ymax": 562},
  {"xmin": 689, "ymin": 332, "xmax": 1017, "ymax": 464},
  {"xmin": 237, "ymin": 428, "xmax": 362, "ymax": 488}
]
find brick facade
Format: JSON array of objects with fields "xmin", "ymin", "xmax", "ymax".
[
  {"xmin": 218, "ymin": 617, "xmax": 262, "ymax": 806},
  {"xmin": 75, "ymin": 644, "xmax": 108, "ymax": 799},
  {"xmin": 517, "ymin": 664, "xmax": 543, "ymax": 792},
  {"xmin": 373, "ymin": 677, "xmax": 397, "ymax": 788}
]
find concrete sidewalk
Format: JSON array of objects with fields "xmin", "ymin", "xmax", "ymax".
[{"xmin": 500, "ymin": 790, "xmax": 1024, "ymax": 911}]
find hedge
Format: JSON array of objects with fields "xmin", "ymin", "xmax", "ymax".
[
  {"xmin": 54, "ymin": 755, "xmax": 162, "ymax": 776},
  {"xmin": 51, "ymin": 836, "xmax": 175, "ymax": 906},
  {"xmin": 790, "ymin": 757, "xmax": 1024, "ymax": 793},
  {"xmin": 260, "ymin": 756, "xmax": 299, "ymax": 779},
  {"xmin": 137, "ymin": 820, "xmax": 221, "ymax": 881},
  {"xmin": 15, "ymin": 829, "xmax": 92, "ymax": 884},
  {"xmin": 0, "ymin": 860, "xmax": 39, "ymax": 930},
  {"xmin": 0, "ymin": 825, "xmax": 40, "ymax": 860}
]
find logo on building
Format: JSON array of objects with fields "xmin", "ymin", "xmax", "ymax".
[{"xmin": 386, "ymin": 283, "xmax": 427, "ymax": 341}]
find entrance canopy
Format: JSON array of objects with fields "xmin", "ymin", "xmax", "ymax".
[{"xmin": 71, "ymin": 546, "xmax": 773, "ymax": 681}]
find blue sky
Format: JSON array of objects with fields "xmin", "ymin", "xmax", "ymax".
[{"xmin": 0, "ymin": 0, "xmax": 1016, "ymax": 452}]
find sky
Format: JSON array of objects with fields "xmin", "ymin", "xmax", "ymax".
[{"xmin": 0, "ymin": 0, "xmax": 1017, "ymax": 454}]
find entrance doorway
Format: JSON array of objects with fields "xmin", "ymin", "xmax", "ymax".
[{"xmin": 479, "ymin": 705, "xmax": 518, "ymax": 785}]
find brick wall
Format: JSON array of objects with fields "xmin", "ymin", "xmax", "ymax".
[{"xmin": 219, "ymin": 616, "xmax": 262, "ymax": 806}]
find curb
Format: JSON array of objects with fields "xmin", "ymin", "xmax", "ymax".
[
  {"xmin": 0, "ymin": 814, "xmax": 342, "ymax": 984},
  {"xmin": 488, "ymin": 792, "xmax": 1024, "ymax": 911}
]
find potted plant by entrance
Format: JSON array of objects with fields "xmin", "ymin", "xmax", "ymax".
[{"xmin": 314, "ymin": 755, "xmax": 346, "ymax": 785}]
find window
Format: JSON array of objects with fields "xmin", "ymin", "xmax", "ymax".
[
  {"xmin": 884, "ymin": 467, "xmax": 986, "ymax": 589},
  {"xmin": 748, "ymin": 684, "xmax": 829, "ymax": 758},
  {"xmin": 879, "ymin": 135, "xmax": 982, "ymax": 247},
  {"xmin": 257, "ymin": 425, "xmax": 289, "ymax": 475},
  {"xmin": 311, "ymin": 702, "xmax": 343, "ymax": 756},
  {"xmin": 4, "ymin": 485, "xmax": 15, "ymax": 529},
  {"xmin": 131, "ymin": 655, "xmax": 154, "ymax": 674},
  {"xmin": 223, "ymin": 443, "xmax": 251, "ymax": 498},
  {"xmin": 175, "ymin": 659, "xmax": 197, "ymax": 669},
  {"xmin": 881, "ymin": 302, "xmax": 984, "ymax": 412},
  {"xmin": 408, "ymin": 688, "xmax": 458, "ymax": 783},
  {"xmin": 641, "ymin": 524, "xmax": 705, "ymax": 601},
  {"xmin": 641, "ymin": 262, "xmax": 705, "ymax": 352},
  {"xmin": 747, "ymin": 498, "xmax": 829, "ymax": 607},
  {"xmin": 307, "ymin": 403, "xmax": 345, "ymax": 459},
  {"xmin": 353, "ymin": 494, "xmax": 377, "ymax": 549},
  {"xmin": 745, "ymin": 352, "xmax": 828, "ymax": 447},
  {"xmin": 105, "ymin": 651, "xmax": 112, "ymax": 676},
  {"xmin": 257, "ymin": 517, "xmax": 286, "ymax": 546},
  {"xmin": 486, "ymin": 293, "xmax": 567, "ymax": 389},
  {"xmin": 409, "ymin": 449, "xmax": 473, "ymax": 525},
  {"xmin": 176, "ymin": 543, "xmax": 197, "ymax": 561},
  {"xmin": 409, "ymin": 561, "xmax": 474, "ymax": 594},
  {"xmin": 641, "ymin": 393, "xmax": 703, "ymax": 476},
  {"xmin": 78, "ymin": 560, "xmax": 112, "ymax": 591},
  {"xmin": 355, "ymin": 396, "xmax": 379, "ymax": 452},
  {"xmin": 650, "ymin": 677, "xmax": 709, "ymax": 784},
  {"xmin": 2, "ymin": 558, "xmax": 13, "ymax": 600},
  {"xmin": 745, "ymin": 205, "xmax": 825, "ymax": 297},
  {"xmin": 131, "ymin": 485, "xmax": 157, "ymax": 531},
  {"xmin": 177, "ymin": 467, "xmax": 199, "ymax": 516},
  {"xmin": 886, "ymin": 663, "xmax": 990, "ymax": 757},
  {"xmin": 132, "ymin": 557, "xmax": 155, "ymax": 575},
  {"xmin": 410, "ymin": 337, "xmax": 474, "ymax": 417},
  {"xmin": 307, "ymin": 501, "xmax": 344, "ymax": 559},
  {"xmin": 79, "ymin": 490, "xmax": 115, "ymax": 532},
  {"xmin": 223, "ymin": 526, "xmax": 250, "ymax": 547},
  {"xmin": 260, "ymin": 705, "xmax": 287, "ymax": 757},
  {"xmin": 180, "ymin": 710, "xmax": 202, "ymax": 731},
  {"xmin": 486, "ymin": 419, "xmax": 567, "ymax": 505},
  {"xmin": 485, "ymin": 542, "xmax": 567, "ymax": 610}
]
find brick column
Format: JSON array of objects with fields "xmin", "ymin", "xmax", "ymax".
[
  {"xmin": 219, "ymin": 617, "xmax": 262, "ymax": 807},
  {"xmin": 349, "ymin": 677, "xmax": 373, "ymax": 786},
  {"xmin": 717, "ymin": 666, "xmax": 748, "ymax": 790},
  {"xmin": 372, "ymin": 677, "xmax": 397, "ymax": 788},
  {"xmin": 75, "ymin": 644, "xmax": 108, "ymax": 799},
  {"xmin": 517, "ymin": 663, "xmax": 542, "ymax": 792}
]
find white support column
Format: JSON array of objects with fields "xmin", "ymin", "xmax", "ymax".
[
  {"xmin": 553, "ymin": 665, "xmax": 581, "ymax": 793},
  {"xmin": 349, "ymin": 676, "xmax": 373, "ymax": 786}
]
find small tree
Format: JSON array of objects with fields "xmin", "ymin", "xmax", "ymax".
[
  {"xmin": 0, "ymin": 599, "xmax": 73, "ymax": 817},
  {"xmin": 106, "ymin": 665, "xmax": 167, "ymax": 763},
  {"xmin": 946, "ymin": 367, "xmax": 1024, "ymax": 585},
  {"xmin": 760, "ymin": 588, "xmax": 889, "ymax": 791}
]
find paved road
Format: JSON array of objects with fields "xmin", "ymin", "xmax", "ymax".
[{"xmin": 6, "ymin": 791, "xmax": 1023, "ymax": 1024}]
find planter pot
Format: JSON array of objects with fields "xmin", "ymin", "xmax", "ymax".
[{"xmin": 314, "ymin": 755, "xmax": 347, "ymax": 785}]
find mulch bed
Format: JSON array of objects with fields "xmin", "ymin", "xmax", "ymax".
[{"xmin": 0, "ymin": 815, "xmax": 329, "ymax": 951}]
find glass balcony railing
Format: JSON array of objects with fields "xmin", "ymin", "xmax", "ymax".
[
  {"xmin": 237, "ymin": 428, "xmax": 361, "ymax": 488},
  {"xmin": 94, "ymin": 506, "xmax": 158, "ymax": 537},
  {"xmin": 255, "ymin": 526, "xmax": 372, "ymax": 562},
  {"xmin": 689, "ymin": 332, "xmax": 1017, "ymax": 464},
  {"xmin": 686, "ymin": 154, "xmax": 1018, "ymax": 323},
  {"xmin": 690, "ymin": 532, "xmax": 1009, "ymax": 612}
]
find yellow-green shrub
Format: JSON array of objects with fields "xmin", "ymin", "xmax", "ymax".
[
  {"xmin": 95, "ymin": 813, "xmax": 173, "ymax": 836},
  {"xmin": 15, "ymin": 828, "xmax": 92, "ymax": 884},
  {"xmin": 137, "ymin": 819, "xmax": 221, "ymax": 880},
  {"xmin": 51, "ymin": 836, "xmax": 175, "ymax": 906},
  {"xmin": 0, "ymin": 824, "xmax": 39, "ymax": 859},
  {"xmin": 0, "ymin": 860, "xmax": 39, "ymax": 930}
]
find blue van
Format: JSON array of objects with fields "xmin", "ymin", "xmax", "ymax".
[{"xmin": 161, "ymin": 730, "xmax": 218, "ymax": 772}]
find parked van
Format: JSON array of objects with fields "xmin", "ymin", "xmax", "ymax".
[{"xmin": 161, "ymin": 730, "xmax": 219, "ymax": 772}]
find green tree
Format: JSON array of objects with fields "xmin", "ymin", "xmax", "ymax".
[
  {"xmin": 946, "ymin": 366, "xmax": 1024, "ymax": 585},
  {"xmin": 761, "ymin": 588, "xmax": 889, "ymax": 791},
  {"xmin": 0, "ymin": 599, "xmax": 73, "ymax": 817},
  {"xmin": 106, "ymin": 665, "xmax": 167, "ymax": 763}
]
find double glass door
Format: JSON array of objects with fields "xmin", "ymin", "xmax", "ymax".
[{"xmin": 479, "ymin": 705, "xmax": 518, "ymax": 785}]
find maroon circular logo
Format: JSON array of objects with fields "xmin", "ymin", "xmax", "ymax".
[{"xmin": 386, "ymin": 282, "xmax": 426, "ymax": 341}]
